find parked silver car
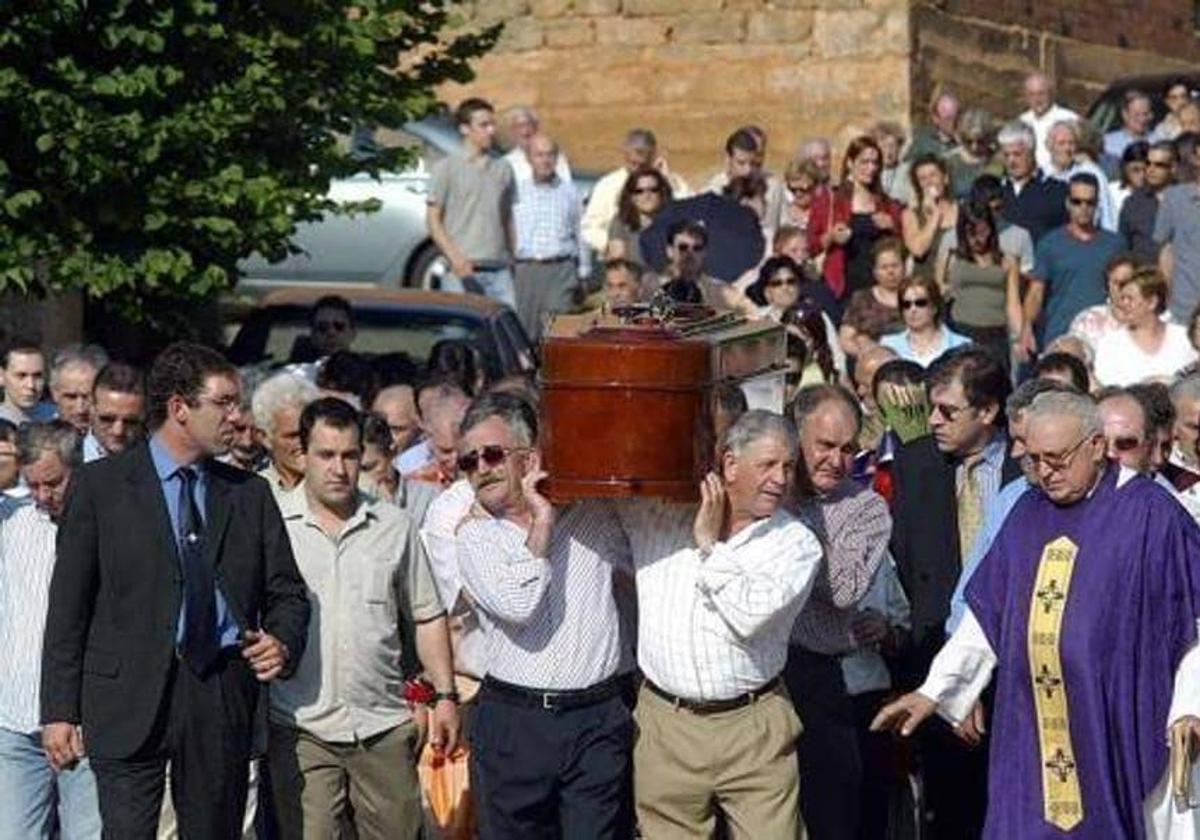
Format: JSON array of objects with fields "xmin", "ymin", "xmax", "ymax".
[{"xmin": 235, "ymin": 113, "xmax": 598, "ymax": 295}]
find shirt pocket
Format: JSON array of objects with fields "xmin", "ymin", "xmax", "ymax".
[{"xmin": 364, "ymin": 563, "xmax": 395, "ymax": 607}]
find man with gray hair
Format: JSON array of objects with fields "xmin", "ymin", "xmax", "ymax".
[
  {"xmin": 998, "ymin": 119, "xmax": 1068, "ymax": 245},
  {"xmin": 581, "ymin": 127, "xmax": 690, "ymax": 253},
  {"xmin": 251, "ymin": 371, "xmax": 319, "ymax": 499},
  {"xmin": 798, "ymin": 137, "xmax": 835, "ymax": 186},
  {"xmin": 0, "ymin": 421, "xmax": 102, "ymax": 838},
  {"xmin": 619, "ymin": 409, "xmax": 822, "ymax": 838},
  {"xmin": 1166, "ymin": 373, "xmax": 1200, "ymax": 492},
  {"xmin": 454, "ymin": 391, "xmax": 634, "ymax": 838},
  {"xmin": 49, "ymin": 344, "xmax": 108, "ymax": 435},
  {"xmin": 502, "ymin": 105, "xmax": 573, "ymax": 186},
  {"xmin": 875, "ymin": 388, "xmax": 1200, "ymax": 838},
  {"xmin": 1019, "ymin": 71, "xmax": 1079, "ymax": 172},
  {"xmin": 906, "ymin": 91, "xmax": 961, "ymax": 162}
]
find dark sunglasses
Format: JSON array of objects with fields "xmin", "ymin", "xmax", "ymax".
[
  {"xmin": 633, "ymin": 185, "xmax": 661, "ymax": 195},
  {"xmin": 1111, "ymin": 436, "xmax": 1144, "ymax": 452},
  {"xmin": 767, "ymin": 276, "xmax": 799, "ymax": 288},
  {"xmin": 1068, "ymin": 196, "xmax": 1097, "ymax": 207},
  {"xmin": 674, "ymin": 242, "xmax": 705, "ymax": 253},
  {"xmin": 456, "ymin": 444, "xmax": 526, "ymax": 474},
  {"xmin": 901, "ymin": 297, "xmax": 931, "ymax": 310}
]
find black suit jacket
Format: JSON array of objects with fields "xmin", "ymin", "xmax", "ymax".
[
  {"xmin": 889, "ymin": 434, "xmax": 1022, "ymax": 677},
  {"xmin": 1000, "ymin": 171, "xmax": 1068, "ymax": 246},
  {"xmin": 40, "ymin": 441, "xmax": 310, "ymax": 759}
]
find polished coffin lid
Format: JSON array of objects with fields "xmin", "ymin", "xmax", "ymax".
[{"xmin": 539, "ymin": 317, "xmax": 785, "ymax": 502}]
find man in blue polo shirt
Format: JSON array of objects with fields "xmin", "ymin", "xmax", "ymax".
[{"xmin": 1019, "ymin": 172, "xmax": 1123, "ymax": 355}]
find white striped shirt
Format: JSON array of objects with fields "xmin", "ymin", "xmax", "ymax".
[
  {"xmin": 512, "ymin": 175, "xmax": 582, "ymax": 261},
  {"xmin": 618, "ymin": 500, "xmax": 823, "ymax": 701},
  {"xmin": 0, "ymin": 500, "xmax": 58, "ymax": 733},
  {"xmin": 456, "ymin": 501, "xmax": 631, "ymax": 690}
]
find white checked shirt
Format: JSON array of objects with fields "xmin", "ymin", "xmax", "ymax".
[
  {"xmin": 0, "ymin": 500, "xmax": 58, "ymax": 733},
  {"xmin": 618, "ymin": 501, "xmax": 823, "ymax": 701},
  {"xmin": 513, "ymin": 174, "xmax": 584, "ymax": 264},
  {"xmin": 456, "ymin": 501, "xmax": 630, "ymax": 690}
]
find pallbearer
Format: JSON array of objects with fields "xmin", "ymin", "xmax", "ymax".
[{"xmin": 874, "ymin": 390, "xmax": 1200, "ymax": 838}]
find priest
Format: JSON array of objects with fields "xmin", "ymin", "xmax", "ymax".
[{"xmin": 873, "ymin": 390, "xmax": 1200, "ymax": 838}]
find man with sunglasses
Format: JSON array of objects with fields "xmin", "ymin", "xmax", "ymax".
[
  {"xmin": 1120, "ymin": 140, "xmax": 1176, "ymax": 263},
  {"xmin": 652, "ymin": 219, "xmax": 757, "ymax": 317},
  {"xmin": 307, "ymin": 295, "xmax": 356, "ymax": 360},
  {"xmin": 1154, "ymin": 132, "xmax": 1200, "ymax": 322},
  {"xmin": 875, "ymin": 389, "xmax": 1200, "ymax": 839},
  {"xmin": 82, "ymin": 362, "xmax": 145, "ymax": 463},
  {"xmin": 454, "ymin": 392, "xmax": 635, "ymax": 839},
  {"xmin": 1019, "ymin": 172, "xmax": 1123, "ymax": 359}
]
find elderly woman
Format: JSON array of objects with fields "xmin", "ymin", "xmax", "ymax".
[
  {"xmin": 781, "ymin": 157, "xmax": 824, "ymax": 246},
  {"xmin": 880, "ymin": 274, "xmax": 971, "ymax": 366},
  {"xmin": 1068, "ymin": 252, "xmax": 1138, "ymax": 350},
  {"xmin": 872, "ymin": 121, "xmax": 913, "ymax": 206},
  {"xmin": 1045, "ymin": 119, "xmax": 1117, "ymax": 231},
  {"xmin": 1094, "ymin": 266, "xmax": 1197, "ymax": 386}
]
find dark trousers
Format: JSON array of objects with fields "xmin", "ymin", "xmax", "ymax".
[
  {"xmin": 90, "ymin": 652, "xmax": 258, "ymax": 840},
  {"xmin": 784, "ymin": 647, "xmax": 861, "ymax": 840},
  {"xmin": 851, "ymin": 690, "xmax": 894, "ymax": 840},
  {"xmin": 470, "ymin": 690, "xmax": 633, "ymax": 840}
]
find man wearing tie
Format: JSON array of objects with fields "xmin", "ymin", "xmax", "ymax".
[{"xmin": 40, "ymin": 342, "xmax": 311, "ymax": 838}]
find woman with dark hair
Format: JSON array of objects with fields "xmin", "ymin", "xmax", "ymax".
[
  {"xmin": 1156, "ymin": 78, "xmax": 1194, "ymax": 142},
  {"xmin": 808, "ymin": 136, "xmax": 904, "ymax": 301},
  {"xmin": 1111, "ymin": 140, "xmax": 1150, "ymax": 220},
  {"xmin": 838, "ymin": 237, "xmax": 906, "ymax": 358},
  {"xmin": 606, "ymin": 164, "xmax": 672, "ymax": 264},
  {"xmin": 938, "ymin": 199, "xmax": 1022, "ymax": 368},
  {"xmin": 902, "ymin": 153, "xmax": 959, "ymax": 284},
  {"xmin": 880, "ymin": 274, "xmax": 970, "ymax": 366},
  {"xmin": 782, "ymin": 300, "xmax": 839, "ymax": 398}
]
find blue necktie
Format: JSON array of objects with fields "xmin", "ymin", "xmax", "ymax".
[{"xmin": 178, "ymin": 467, "xmax": 218, "ymax": 676}]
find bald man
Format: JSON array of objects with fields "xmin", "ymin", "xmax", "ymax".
[
  {"xmin": 906, "ymin": 93, "xmax": 961, "ymax": 162},
  {"xmin": 503, "ymin": 105, "xmax": 573, "ymax": 185},
  {"xmin": 372, "ymin": 384, "xmax": 419, "ymax": 453},
  {"xmin": 1018, "ymin": 72, "xmax": 1079, "ymax": 172}
]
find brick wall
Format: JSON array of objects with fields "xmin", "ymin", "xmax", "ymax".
[
  {"xmin": 439, "ymin": 0, "xmax": 912, "ymax": 184},
  {"xmin": 911, "ymin": 1, "xmax": 1200, "ymax": 120}
]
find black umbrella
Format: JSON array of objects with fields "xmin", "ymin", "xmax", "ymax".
[{"xmin": 638, "ymin": 193, "xmax": 766, "ymax": 282}]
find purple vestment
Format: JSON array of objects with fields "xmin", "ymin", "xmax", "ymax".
[{"xmin": 965, "ymin": 467, "xmax": 1200, "ymax": 838}]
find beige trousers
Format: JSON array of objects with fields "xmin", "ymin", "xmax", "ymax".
[
  {"xmin": 267, "ymin": 722, "xmax": 422, "ymax": 840},
  {"xmin": 633, "ymin": 683, "xmax": 806, "ymax": 840}
]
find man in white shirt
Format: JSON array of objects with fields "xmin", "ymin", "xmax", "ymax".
[
  {"xmin": 0, "ymin": 422, "xmax": 101, "ymax": 838},
  {"xmin": 502, "ymin": 105, "xmax": 572, "ymax": 186},
  {"xmin": 874, "ymin": 390, "xmax": 1200, "ymax": 838},
  {"xmin": 620, "ymin": 410, "xmax": 823, "ymax": 839},
  {"xmin": 251, "ymin": 372, "xmax": 318, "ymax": 500},
  {"xmin": 1019, "ymin": 72, "xmax": 1079, "ymax": 173}
]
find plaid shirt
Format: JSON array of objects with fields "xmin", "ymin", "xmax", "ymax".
[{"xmin": 513, "ymin": 174, "xmax": 586, "ymax": 271}]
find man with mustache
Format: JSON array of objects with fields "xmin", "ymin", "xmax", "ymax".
[{"xmin": 620, "ymin": 410, "xmax": 823, "ymax": 838}]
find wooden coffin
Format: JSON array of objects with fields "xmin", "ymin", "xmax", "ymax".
[{"xmin": 539, "ymin": 314, "xmax": 785, "ymax": 503}]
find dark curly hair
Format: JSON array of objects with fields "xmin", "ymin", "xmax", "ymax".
[{"xmin": 146, "ymin": 342, "xmax": 236, "ymax": 431}]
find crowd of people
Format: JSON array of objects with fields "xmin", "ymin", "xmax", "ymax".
[{"xmin": 5, "ymin": 70, "xmax": 1200, "ymax": 840}]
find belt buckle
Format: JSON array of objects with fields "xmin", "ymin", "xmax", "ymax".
[{"xmin": 542, "ymin": 691, "xmax": 559, "ymax": 711}]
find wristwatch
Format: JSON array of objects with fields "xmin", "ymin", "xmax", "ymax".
[{"xmin": 429, "ymin": 690, "xmax": 460, "ymax": 705}]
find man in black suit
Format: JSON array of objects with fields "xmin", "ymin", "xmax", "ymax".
[{"xmin": 40, "ymin": 342, "xmax": 311, "ymax": 838}]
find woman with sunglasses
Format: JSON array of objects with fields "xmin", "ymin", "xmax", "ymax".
[
  {"xmin": 808, "ymin": 136, "xmax": 904, "ymax": 301},
  {"xmin": 838, "ymin": 237, "xmax": 906, "ymax": 359},
  {"xmin": 880, "ymin": 274, "xmax": 970, "ymax": 367},
  {"xmin": 606, "ymin": 164, "xmax": 673, "ymax": 265},
  {"xmin": 938, "ymin": 200, "xmax": 1022, "ymax": 370},
  {"xmin": 1094, "ymin": 266, "xmax": 1197, "ymax": 386},
  {"xmin": 781, "ymin": 158, "xmax": 824, "ymax": 249}
]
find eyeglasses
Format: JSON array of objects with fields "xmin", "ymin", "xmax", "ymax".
[
  {"xmin": 314, "ymin": 320, "xmax": 350, "ymax": 333},
  {"xmin": 195, "ymin": 394, "xmax": 241, "ymax": 415},
  {"xmin": 633, "ymin": 186, "xmax": 661, "ymax": 195},
  {"xmin": 1111, "ymin": 435, "xmax": 1144, "ymax": 452},
  {"xmin": 1068, "ymin": 196, "xmax": 1097, "ymax": 207},
  {"xmin": 674, "ymin": 242, "xmax": 705, "ymax": 253},
  {"xmin": 1026, "ymin": 433, "xmax": 1093, "ymax": 473},
  {"xmin": 767, "ymin": 276, "xmax": 799, "ymax": 288},
  {"xmin": 930, "ymin": 401, "xmax": 971, "ymax": 422},
  {"xmin": 456, "ymin": 444, "xmax": 527, "ymax": 474},
  {"xmin": 901, "ymin": 298, "xmax": 931, "ymax": 310}
]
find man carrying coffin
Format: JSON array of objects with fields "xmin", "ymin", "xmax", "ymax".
[{"xmin": 873, "ymin": 389, "xmax": 1200, "ymax": 838}]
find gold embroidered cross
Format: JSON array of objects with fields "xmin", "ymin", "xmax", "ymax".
[
  {"xmin": 1036, "ymin": 579, "xmax": 1065, "ymax": 614},
  {"xmin": 1035, "ymin": 664, "xmax": 1062, "ymax": 699},
  {"xmin": 1045, "ymin": 748, "xmax": 1076, "ymax": 783}
]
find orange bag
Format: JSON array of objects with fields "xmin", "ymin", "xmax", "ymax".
[{"xmin": 418, "ymin": 742, "xmax": 475, "ymax": 839}]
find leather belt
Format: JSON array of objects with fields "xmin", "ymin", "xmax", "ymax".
[
  {"xmin": 481, "ymin": 673, "xmax": 627, "ymax": 711},
  {"xmin": 645, "ymin": 676, "xmax": 782, "ymax": 714},
  {"xmin": 515, "ymin": 255, "xmax": 574, "ymax": 264}
]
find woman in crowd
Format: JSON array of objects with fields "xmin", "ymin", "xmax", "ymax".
[
  {"xmin": 1110, "ymin": 140, "xmax": 1149, "ymax": 220},
  {"xmin": 783, "ymin": 301, "xmax": 840, "ymax": 395},
  {"xmin": 606, "ymin": 164, "xmax": 673, "ymax": 265},
  {"xmin": 1094, "ymin": 266, "xmax": 1197, "ymax": 386},
  {"xmin": 938, "ymin": 200, "xmax": 1021, "ymax": 369},
  {"xmin": 945, "ymin": 108, "xmax": 999, "ymax": 199},
  {"xmin": 902, "ymin": 154, "xmax": 959, "ymax": 284},
  {"xmin": 1068, "ymin": 252, "xmax": 1138, "ymax": 350},
  {"xmin": 781, "ymin": 157, "xmax": 823, "ymax": 246},
  {"xmin": 809, "ymin": 136, "xmax": 904, "ymax": 301},
  {"xmin": 1155, "ymin": 78, "xmax": 1194, "ymax": 141},
  {"xmin": 880, "ymin": 274, "xmax": 970, "ymax": 366},
  {"xmin": 838, "ymin": 238, "xmax": 906, "ymax": 359}
]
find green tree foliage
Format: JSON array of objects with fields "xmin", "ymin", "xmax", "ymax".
[{"xmin": 0, "ymin": 1, "xmax": 498, "ymax": 318}]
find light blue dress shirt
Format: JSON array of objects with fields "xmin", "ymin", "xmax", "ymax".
[{"xmin": 148, "ymin": 434, "xmax": 241, "ymax": 649}]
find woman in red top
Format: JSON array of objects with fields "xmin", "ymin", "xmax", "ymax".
[{"xmin": 809, "ymin": 136, "xmax": 905, "ymax": 301}]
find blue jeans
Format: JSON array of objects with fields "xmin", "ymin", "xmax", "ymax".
[
  {"xmin": 0, "ymin": 726, "xmax": 102, "ymax": 839},
  {"xmin": 441, "ymin": 266, "xmax": 516, "ymax": 309}
]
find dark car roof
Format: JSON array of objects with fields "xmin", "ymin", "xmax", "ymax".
[{"xmin": 258, "ymin": 286, "xmax": 508, "ymax": 317}]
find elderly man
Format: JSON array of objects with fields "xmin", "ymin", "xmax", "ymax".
[
  {"xmin": 511, "ymin": 133, "xmax": 587, "ymax": 341},
  {"xmin": 1167, "ymin": 374, "xmax": 1200, "ymax": 492},
  {"xmin": 403, "ymin": 389, "xmax": 468, "ymax": 489},
  {"xmin": 371, "ymin": 384, "xmax": 420, "ymax": 454},
  {"xmin": 502, "ymin": 105, "xmax": 572, "ymax": 185},
  {"xmin": 581, "ymin": 128, "xmax": 689, "ymax": 254},
  {"xmin": 48, "ymin": 345, "xmax": 107, "ymax": 436},
  {"xmin": 602, "ymin": 258, "xmax": 643, "ymax": 310},
  {"xmin": 997, "ymin": 120, "xmax": 1068, "ymax": 246},
  {"xmin": 0, "ymin": 339, "xmax": 55, "ymax": 426},
  {"xmin": 454, "ymin": 392, "xmax": 633, "ymax": 839},
  {"xmin": 252, "ymin": 371, "xmax": 319, "ymax": 499},
  {"xmin": 1019, "ymin": 72, "xmax": 1079, "ymax": 172},
  {"xmin": 619, "ymin": 410, "xmax": 823, "ymax": 838},
  {"xmin": 0, "ymin": 422, "xmax": 102, "ymax": 839},
  {"xmin": 83, "ymin": 362, "xmax": 145, "ymax": 463},
  {"xmin": 875, "ymin": 390, "xmax": 1200, "ymax": 839},
  {"xmin": 906, "ymin": 92, "xmax": 960, "ymax": 162},
  {"xmin": 1044, "ymin": 120, "xmax": 1117, "ymax": 232},
  {"xmin": 786, "ymin": 386, "xmax": 892, "ymax": 840},
  {"xmin": 268, "ymin": 398, "xmax": 457, "ymax": 840},
  {"xmin": 1099, "ymin": 388, "xmax": 1159, "ymax": 476},
  {"xmin": 1104, "ymin": 89, "xmax": 1156, "ymax": 162}
]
